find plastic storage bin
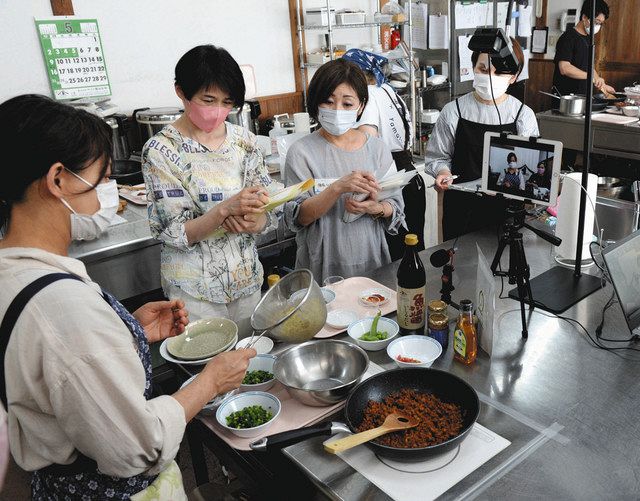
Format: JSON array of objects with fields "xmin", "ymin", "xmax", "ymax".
[
  {"xmin": 305, "ymin": 7, "xmax": 336, "ymax": 26},
  {"xmin": 335, "ymin": 11, "xmax": 366, "ymax": 24}
]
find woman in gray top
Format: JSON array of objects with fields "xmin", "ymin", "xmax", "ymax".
[{"xmin": 284, "ymin": 59, "xmax": 405, "ymax": 283}]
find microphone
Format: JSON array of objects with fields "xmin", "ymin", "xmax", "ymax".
[
  {"xmin": 430, "ymin": 248, "xmax": 454, "ymax": 268},
  {"xmin": 430, "ymin": 248, "xmax": 459, "ymax": 309}
]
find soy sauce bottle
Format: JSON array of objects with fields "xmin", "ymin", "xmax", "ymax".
[{"xmin": 396, "ymin": 234, "xmax": 426, "ymax": 336}]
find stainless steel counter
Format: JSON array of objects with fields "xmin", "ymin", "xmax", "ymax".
[
  {"xmin": 69, "ymin": 204, "xmax": 161, "ymax": 300},
  {"xmin": 537, "ymin": 110, "xmax": 640, "ymax": 161},
  {"xmin": 69, "ymin": 193, "xmax": 295, "ymax": 300},
  {"xmin": 276, "ymin": 228, "xmax": 640, "ymax": 499}
]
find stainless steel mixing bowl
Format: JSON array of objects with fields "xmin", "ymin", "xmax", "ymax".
[
  {"xmin": 274, "ymin": 340, "xmax": 369, "ymax": 406},
  {"xmin": 251, "ymin": 269, "xmax": 327, "ymax": 343}
]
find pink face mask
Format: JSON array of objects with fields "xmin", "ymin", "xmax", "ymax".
[{"xmin": 185, "ymin": 100, "xmax": 231, "ymax": 133}]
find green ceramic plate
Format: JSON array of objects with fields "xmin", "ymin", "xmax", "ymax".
[{"xmin": 167, "ymin": 318, "xmax": 238, "ymax": 361}]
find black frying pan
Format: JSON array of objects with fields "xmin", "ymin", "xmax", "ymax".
[
  {"xmin": 250, "ymin": 368, "xmax": 480, "ymax": 462},
  {"xmin": 593, "ymin": 92, "xmax": 627, "ymax": 104}
]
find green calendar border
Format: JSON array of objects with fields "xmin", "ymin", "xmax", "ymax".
[{"xmin": 35, "ymin": 17, "xmax": 112, "ymax": 100}]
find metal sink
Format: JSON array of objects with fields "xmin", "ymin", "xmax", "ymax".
[{"xmin": 596, "ymin": 196, "xmax": 639, "ymax": 243}]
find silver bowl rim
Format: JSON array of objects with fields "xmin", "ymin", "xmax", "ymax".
[
  {"xmin": 250, "ymin": 268, "xmax": 315, "ymax": 332},
  {"xmin": 274, "ymin": 339, "xmax": 370, "ymax": 392}
]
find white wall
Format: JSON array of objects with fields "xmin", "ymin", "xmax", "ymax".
[
  {"xmin": 546, "ymin": 0, "xmax": 583, "ymax": 50},
  {"xmin": 0, "ymin": 0, "xmax": 296, "ymax": 112},
  {"xmin": 547, "ymin": 0, "xmax": 583, "ymax": 33}
]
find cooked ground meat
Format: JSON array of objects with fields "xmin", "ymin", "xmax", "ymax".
[{"xmin": 357, "ymin": 389, "xmax": 464, "ymax": 448}]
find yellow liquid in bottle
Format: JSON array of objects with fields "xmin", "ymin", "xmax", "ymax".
[{"xmin": 453, "ymin": 311, "xmax": 477, "ymax": 365}]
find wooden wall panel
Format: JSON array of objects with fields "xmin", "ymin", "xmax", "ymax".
[
  {"xmin": 525, "ymin": 59, "xmax": 555, "ymax": 112},
  {"xmin": 50, "ymin": 0, "xmax": 74, "ymax": 15},
  {"xmin": 256, "ymin": 91, "xmax": 304, "ymax": 122},
  {"xmin": 288, "ymin": 0, "xmax": 305, "ymax": 93},
  {"xmin": 596, "ymin": 0, "xmax": 640, "ymax": 91}
]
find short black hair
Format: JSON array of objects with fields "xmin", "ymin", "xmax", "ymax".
[
  {"xmin": 471, "ymin": 37, "xmax": 524, "ymax": 77},
  {"xmin": 580, "ymin": 0, "xmax": 610, "ymax": 20},
  {"xmin": 307, "ymin": 59, "xmax": 369, "ymax": 120},
  {"xmin": 175, "ymin": 45, "xmax": 245, "ymax": 106},
  {"xmin": 0, "ymin": 94, "xmax": 112, "ymax": 229},
  {"xmin": 507, "ymin": 152, "xmax": 518, "ymax": 162}
]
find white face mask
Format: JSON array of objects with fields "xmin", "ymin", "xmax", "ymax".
[
  {"xmin": 585, "ymin": 20, "xmax": 602, "ymax": 35},
  {"xmin": 473, "ymin": 73, "xmax": 512, "ymax": 101},
  {"xmin": 317, "ymin": 107, "xmax": 359, "ymax": 136},
  {"xmin": 60, "ymin": 170, "xmax": 120, "ymax": 241},
  {"xmin": 509, "ymin": 162, "xmax": 518, "ymax": 168}
]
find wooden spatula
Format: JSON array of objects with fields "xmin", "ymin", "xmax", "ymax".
[
  {"xmin": 324, "ymin": 413, "xmax": 419, "ymax": 454},
  {"xmin": 603, "ymin": 89, "xmax": 617, "ymax": 100}
]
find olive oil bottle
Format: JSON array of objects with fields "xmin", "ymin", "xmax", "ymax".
[{"xmin": 453, "ymin": 299, "xmax": 477, "ymax": 365}]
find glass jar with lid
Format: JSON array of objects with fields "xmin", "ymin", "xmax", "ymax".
[{"xmin": 427, "ymin": 312, "xmax": 449, "ymax": 351}]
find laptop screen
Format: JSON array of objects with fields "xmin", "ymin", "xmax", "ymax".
[{"xmin": 602, "ymin": 229, "xmax": 640, "ymax": 333}]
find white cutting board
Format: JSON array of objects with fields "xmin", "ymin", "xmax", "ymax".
[{"xmin": 591, "ymin": 114, "xmax": 639, "ymax": 124}]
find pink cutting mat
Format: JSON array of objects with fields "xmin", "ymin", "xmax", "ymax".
[
  {"xmin": 315, "ymin": 276, "xmax": 397, "ymax": 339},
  {"xmin": 198, "ymin": 362, "xmax": 384, "ymax": 451}
]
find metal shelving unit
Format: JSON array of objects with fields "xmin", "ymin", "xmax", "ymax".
[{"xmin": 294, "ymin": 0, "xmax": 418, "ymax": 153}]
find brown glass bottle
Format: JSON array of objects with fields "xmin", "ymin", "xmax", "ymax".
[
  {"xmin": 396, "ymin": 234, "xmax": 426, "ymax": 336},
  {"xmin": 453, "ymin": 299, "xmax": 477, "ymax": 365}
]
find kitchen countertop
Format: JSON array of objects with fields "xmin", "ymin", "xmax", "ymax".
[
  {"xmin": 68, "ymin": 204, "xmax": 156, "ymax": 263},
  {"xmin": 537, "ymin": 110, "xmax": 640, "ymax": 161},
  {"xmin": 188, "ymin": 223, "xmax": 640, "ymax": 499}
]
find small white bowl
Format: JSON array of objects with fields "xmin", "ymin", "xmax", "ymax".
[
  {"xmin": 216, "ymin": 391, "xmax": 281, "ymax": 438},
  {"xmin": 240, "ymin": 354, "xmax": 277, "ymax": 392},
  {"xmin": 347, "ymin": 316, "xmax": 399, "ymax": 351},
  {"xmin": 621, "ymin": 106, "xmax": 639, "ymax": 117},
  {"xmin": 235, "ymin": 336, "xmax": 274, "ymax": 354},
  {"xmin": 386, "ymin": 335, "xmax": 442, "ymax": 368},
  {"xmin": 326, "ymin": 309, "xmax": 358, "ymax": 329}
]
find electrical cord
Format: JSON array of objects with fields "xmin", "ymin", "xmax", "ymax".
[
  {"xmin": 532, "ymin": 308, "xmax": 640, "ymax": 356},
  {"xmin": 487, "ymin": 64, "xmax": 503, "ymax": 130}
]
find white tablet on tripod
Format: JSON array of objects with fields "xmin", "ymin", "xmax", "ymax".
[{"xmin": 481, "ymin": 132, "xmax": 562, "ymax": 207}]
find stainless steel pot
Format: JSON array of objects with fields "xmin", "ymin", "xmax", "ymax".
[
  {"xmin": 135, "ymin": 107, "xmax": 183, "ymax": 146},
  {"xmin": 227, "ymin": 99, "xmax": 261, "ymax": 134},
  {"xmin": 558, "ymin": 95, "xmax": 586, "ymax": 115},
  {"xmin": 540, "ymin": 91, "xmax": 586, "ymax": 116},
  {"xmin": 597, "ymin": 176, "xmax": 626, "ymax": 198},
  {"xmin": 104, "ymin": 114, "xmax": 131, "ymax": 161},
  {"xmin": 273, "ymin": 340, "xmax": 369, "ymax": 406}
]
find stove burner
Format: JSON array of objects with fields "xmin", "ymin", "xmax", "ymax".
[{"xmin": 374, "ymin": 445, "xmax": 460, "ymax": 474}]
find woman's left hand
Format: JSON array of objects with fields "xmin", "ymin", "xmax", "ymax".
[
  {"xmin": 345, "ymin": 198, "xmax": 386, "ymax": 216},
  {"xmin": 222, "ymin": 213, "xmax": 267, "ymax": 234},
  {"xmin": 133, "ymin": 300, "xmax": 190, "ymax": 344}
]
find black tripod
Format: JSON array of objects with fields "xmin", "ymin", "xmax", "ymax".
[{"xmin": 490, "ymin": 200, "xmax": 561, "ymax": 339}]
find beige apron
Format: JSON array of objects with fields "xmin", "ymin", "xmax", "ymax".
[{"xmin": 131, "ymin": 460, "xmax": 188, "ymax": 501}]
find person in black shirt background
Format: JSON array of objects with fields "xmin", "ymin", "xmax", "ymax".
[{"xmin": 552, "ymin": 0, "xmax": 616, "ymax": 96}]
